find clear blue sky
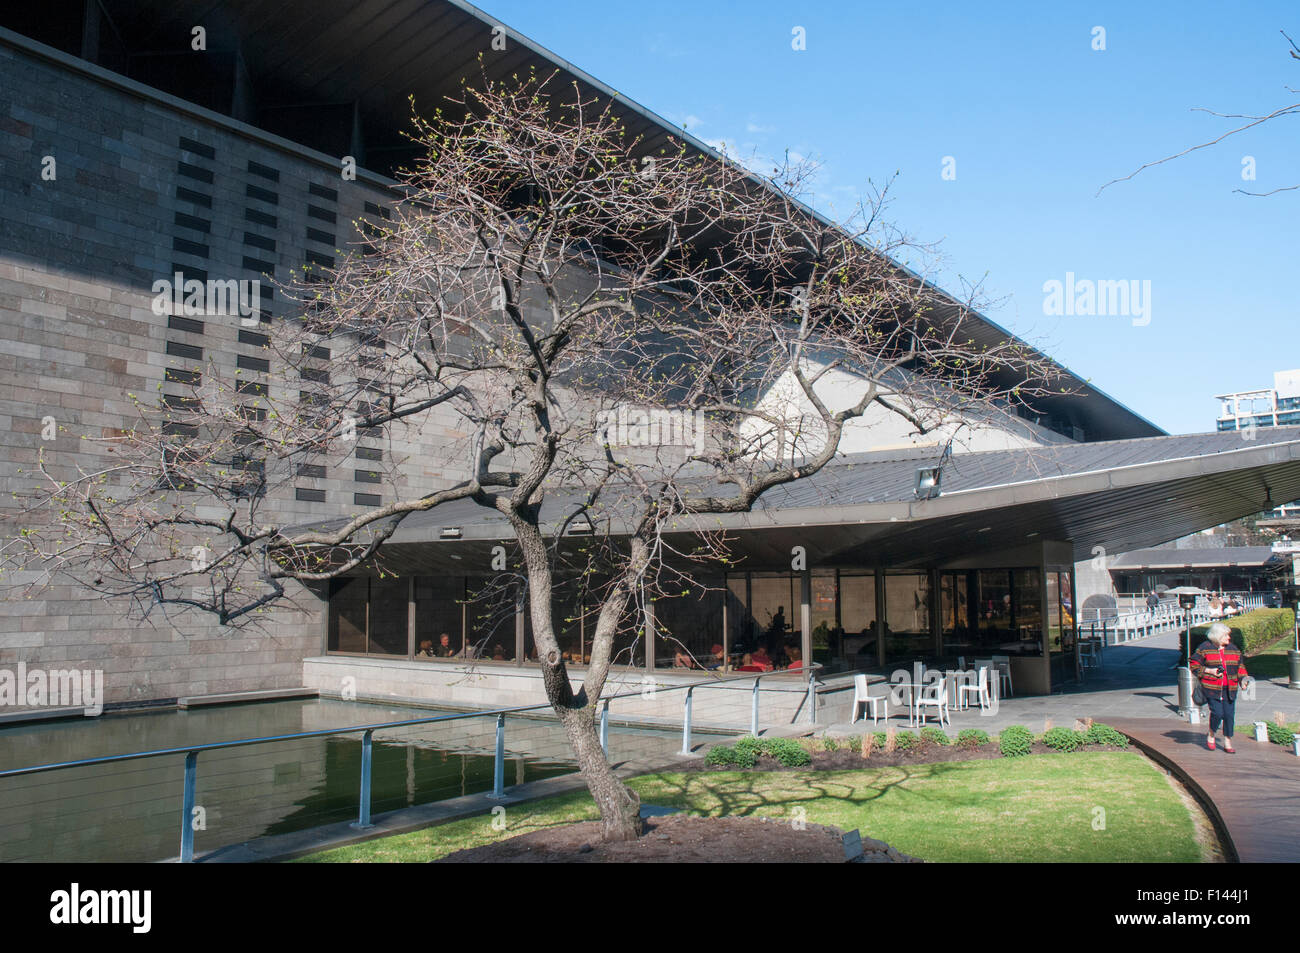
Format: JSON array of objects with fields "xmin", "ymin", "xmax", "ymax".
[{"xmin": 477, "ymin": 0, "xmax": 1297, "ymax": 436}]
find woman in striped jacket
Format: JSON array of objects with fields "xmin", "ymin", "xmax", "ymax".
[{"xmin": 1189, "ymin": 622, "xmax": 1250, "ymax": 753}]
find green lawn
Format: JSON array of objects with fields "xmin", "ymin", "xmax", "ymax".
[
  {"xmin": 1245, "ymin": 634, "xmax": 1297, "ymax": 681},
  {"xmin": 296, "ymin": 751, "xmax": 1207, "ymax": 863}
]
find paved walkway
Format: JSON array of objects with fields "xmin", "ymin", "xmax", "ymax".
[
  {"xmin": 820, "ymin": 631, "xmax": 1300, "ymax": 735},
  {"xmin": 1109, "ymin": 718, "xmax": 1300, "ymax": 863}
]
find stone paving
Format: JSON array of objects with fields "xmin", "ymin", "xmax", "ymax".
[{"xmin": 819, "ymin": 630, "xmax": 1300, "ymax": 737}]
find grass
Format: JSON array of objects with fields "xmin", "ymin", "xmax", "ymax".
[
  {"xmin": 295, "ymin": 751, "xmax": 1205, "ymax": 863},
  {"xmin": 1244, "ymin": 633, "xmax": 1297, "ymax": 681}
]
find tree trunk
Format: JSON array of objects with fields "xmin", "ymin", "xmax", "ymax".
[{"xmin": 559, "ymin": 705, "xmax": 642, "ymax": 842}]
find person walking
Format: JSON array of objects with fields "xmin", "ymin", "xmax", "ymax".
[{"xmin": 1189, "ymin": 622, "xmax": 1249, "ymax": 753}]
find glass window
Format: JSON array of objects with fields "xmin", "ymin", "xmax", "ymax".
[
  {"xmin": 748, "ymin": 572, "xmax": 798, "ymax": 660},
  {"xmin": 838, "ymin": 573, "xmax": 878, "ymax": 668},
  {"xmin": 464, "ymin": 578, "xmax": 518, "ymax": 662},
  {"xmin": 415, "ymin": 576, "xmax": 463, "ymax": 659},
  {"xmin": 368, "ymin": 577, "xmax": 409, "ymax": 656},
  {"xmin": 328, "ymin": 577, "xmax": 367, "ymax": 653},
  {"xmin": 653, "ymin": 577, "xmax": 723, "ymax": 669},
  {"xmin": 883, "ymin": 572, "xmax": 932, "ymax": 663}
]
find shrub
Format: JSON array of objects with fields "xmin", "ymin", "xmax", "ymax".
[
  {"xmin": 705, "ymin": 745, "xmax": 735, "ymax": 766},
  {"xmin": 883, "ymin": 727, "xmax": 897, "ymax": 753},
  {"xmin": 920, "ymin": 726, "xmax": 950, "ymax": 746},
  {"xmin": 705, "ymin": 744, "xmax": 756, "ymax": 768},
  {"xmin": 1187, "ymin": 607, "xmax": 1295, "ymax": 659},
  {"xmin": 893, "ymin": 730, "xmax": 918, "ymax": 751},
  {"xmin": 1084, "ymin": 723, "xmax": 1129, "ymax": 748},
  {"xmin": 860, "ymin": 733, "xmax": 875, "ymax": 759},
  {"xmin": 734, "ymin": 735, "xmax": 763, "ymax": 758},
  {"xmin": 846, "ymin": 734, "xmax": 862, "ymax": 753},
  {"xmin": 1266, "ymin": 721, "xmax": 1296, "ymax": 746},
  {"xmin": 822, "ymin": 736, "xmax": 839, "ymax": 753},
  {"xmin": 766, "ymin": 737, "xmax": 812, "ymax": 766},
  {"xmin": 873, "ymin": 732, "xmax": 888, "ymax": 749},
  {"xmin": 999, "ymin": 725, "xmax": 1033, "ymax": 758},
  {"xmin": 1042, "ymin": 727, "xmax": 1086, "ymax": 752},
  {"xmin": 956, "ymin": 728, "xmax": 990, "ymax": 749}
]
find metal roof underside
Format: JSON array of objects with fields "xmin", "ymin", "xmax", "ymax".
[{"xmin": 322, "ymin": 427, "xmax": 1300, "ymax": 575}]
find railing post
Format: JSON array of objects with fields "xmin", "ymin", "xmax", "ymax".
[
  {"xmin": 179, "ymin": 750, "xmax": 197, "ymax": 863},
  {"xmin": 353, "ymin": 729, "xmax": 374, "ymax": 829},
  {"xmin": 806, "ymin": 668, "xmax": 817, "ymax": 725},
  {"xmin": 751, "ymin": 676, "xmax": 760, "ymax": 736},
  {"xmin": 491, "ymin": 713, "xmax": 506, "ymax": 799},
  {"xmin": 680, "ymin": 687, "xmax": 694, "ymax": 756},
  {"xmin": 599, "ymin": 699, "xmax": 610, "ymax": 756}
]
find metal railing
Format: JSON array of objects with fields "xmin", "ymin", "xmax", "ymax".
[
  {"xmin": 0, "ymin": 663, "xmax": 821, "ymax": 863},
  {"xmin": 1082, "ymin": 595, "xmax": 1269, "ymax": 645}
]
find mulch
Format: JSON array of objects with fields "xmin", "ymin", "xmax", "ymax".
[{"xmin": 435, "ymin": 814, "xmax": 918, "ymax": 863}]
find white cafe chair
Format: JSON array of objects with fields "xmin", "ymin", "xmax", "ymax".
[
  {"xmin": 915, "ymin": 675, "xmax": 950, "ymax": 727},
  {"xmin": 991, "ymin": 654, "xmax": 1013, "ymax": 697},
  {"xmin": 957, "ymin": 665, "xmax": 991, "ymax": 712},
  {"xmin": 851, "ymin": 674, "xmax": 889, "ymax": 725}
]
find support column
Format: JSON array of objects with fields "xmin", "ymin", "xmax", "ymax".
[
  {"xmin": 407, "ymin": 576, "xmax": 416, "ymax": 660},
  {"xmin": 515, "ymin": 587, "xmax": 525, "ymax": 667},
  {"xmin": 800, "ymin": 569, "xmax": 812, "ymax": 672},
  {"xmin": 644, "ymin": 585, "xmax": 656, "ymax": 671},
  {"xmin": 875, "ymin": 568, "xmax": 886, "ymax": 668}
]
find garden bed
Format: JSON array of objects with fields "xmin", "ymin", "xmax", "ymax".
[
  {"xmin": 434, "ymin": 814, "xmax": 918, "ymax": 863},
  {"xmin": 695, "ymin": 723, "xmax": 1132, "ymax": 771}
]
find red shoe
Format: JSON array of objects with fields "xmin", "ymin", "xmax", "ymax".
[
  {"xmin": 1206, "ymin": 736, "xmax": 1216, "ymax": 750},
  {"xmin": 1223, "ymin": 741, "xmax": 1235, "ymax": 754}
]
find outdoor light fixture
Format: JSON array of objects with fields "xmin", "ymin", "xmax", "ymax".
[
  {"xmin": 567, "ymin": 516, "xmax": 594, "ymax": 535},
  {"xmin": 914, "ymin": 466, "xmax": 942, "ymax": 500},
  {"xmin": 439, "ymin": 527, "xmax": 462, "ymax": 539}
]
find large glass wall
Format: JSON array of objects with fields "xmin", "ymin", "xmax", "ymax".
[{"xmin": 327, "ymin": 564, "xmax": 1054, "ymax": 676}]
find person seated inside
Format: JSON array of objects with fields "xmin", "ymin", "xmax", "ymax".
[
  {"xmin": 750, "ymin": 646, "xmax": 774, "ymax": 671},
  {"xmin": 706, "ymin": 644, "xmax": 726, "ymax": 671},
  {"xmin": 736, "ymin": 652, "xmax": 763, "ymax": 672},
  {"xmin": 491, "ymin": 643, "xmax": 506, "ymax": 661},
  {"xmin": 786, "ymin": 646, "xmax": 803, "ymax": 671},
  {"xmin": 436, "ymin": 633, "xmax": 456, "ymax": 657},
  {"xmin": 673, "ymin": 647, "xmax": 694, "ymax": 669},
  {"xmin": 416, "ymin": 639, "xmax": 436, "ymax": 658}
]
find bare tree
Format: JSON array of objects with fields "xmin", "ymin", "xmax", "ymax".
[
  {"xmin": 1098, "ymin": 30, "xmax": 1299, "ymax": 197},
  {"xmin": 3, "ymin": 69, "xmax": 1063, "ymax": 841}
]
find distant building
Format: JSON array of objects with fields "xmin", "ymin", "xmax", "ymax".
[{"xmin": 1216, "ymin": 370, "xmax": 1300, "ymax": 518}]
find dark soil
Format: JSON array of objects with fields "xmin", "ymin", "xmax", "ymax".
[
  {"xmin": 436, "ymin": 814, "xmax": 857, "ymax": 863},
  {"xmin": 689, "ymin": 741, "xmax": 1129, "ymax": 772}
]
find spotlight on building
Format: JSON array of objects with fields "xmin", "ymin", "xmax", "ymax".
[
  {"xmin": 567, "ymin": 516, "xmax": 594, "ymax": 535},
  {"xmin": 915, "ymin": 466, "xmax": 942, "ymax": 500},
  {"xmin": 439, "ymin": 527, "xmax": 462, "ymax": 539}
]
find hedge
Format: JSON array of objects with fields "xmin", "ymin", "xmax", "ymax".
[{"xmin": 1186, "ymin": 607, "xmax": 1295, "ymax": 658}]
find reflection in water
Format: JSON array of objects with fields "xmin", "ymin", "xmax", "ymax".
[{"xmin": 0, "ymin": 699, "xmax": 592, "ymax": 863}]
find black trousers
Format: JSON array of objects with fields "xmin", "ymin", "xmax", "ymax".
[{"xmin": 1205, "ymin": 690, "xmax": 1236, "ymax": 738}]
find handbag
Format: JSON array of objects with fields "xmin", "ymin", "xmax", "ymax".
[{"xmin": 1192, "ymin": 681, "xmax": 1206, "ymax": 706}]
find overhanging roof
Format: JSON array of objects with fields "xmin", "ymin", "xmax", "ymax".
[
  {"xmin": 322, "ymin": 427, "xmax": 1300, "ymax": 574},
  {"xmin": 1109, "ymin": 546, "xmax": 1282, "ymax": 570}
]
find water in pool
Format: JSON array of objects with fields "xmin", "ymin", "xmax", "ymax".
[{"xmin": 0, "ymin": 698, "xmax": 668, "ymax": 862}]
